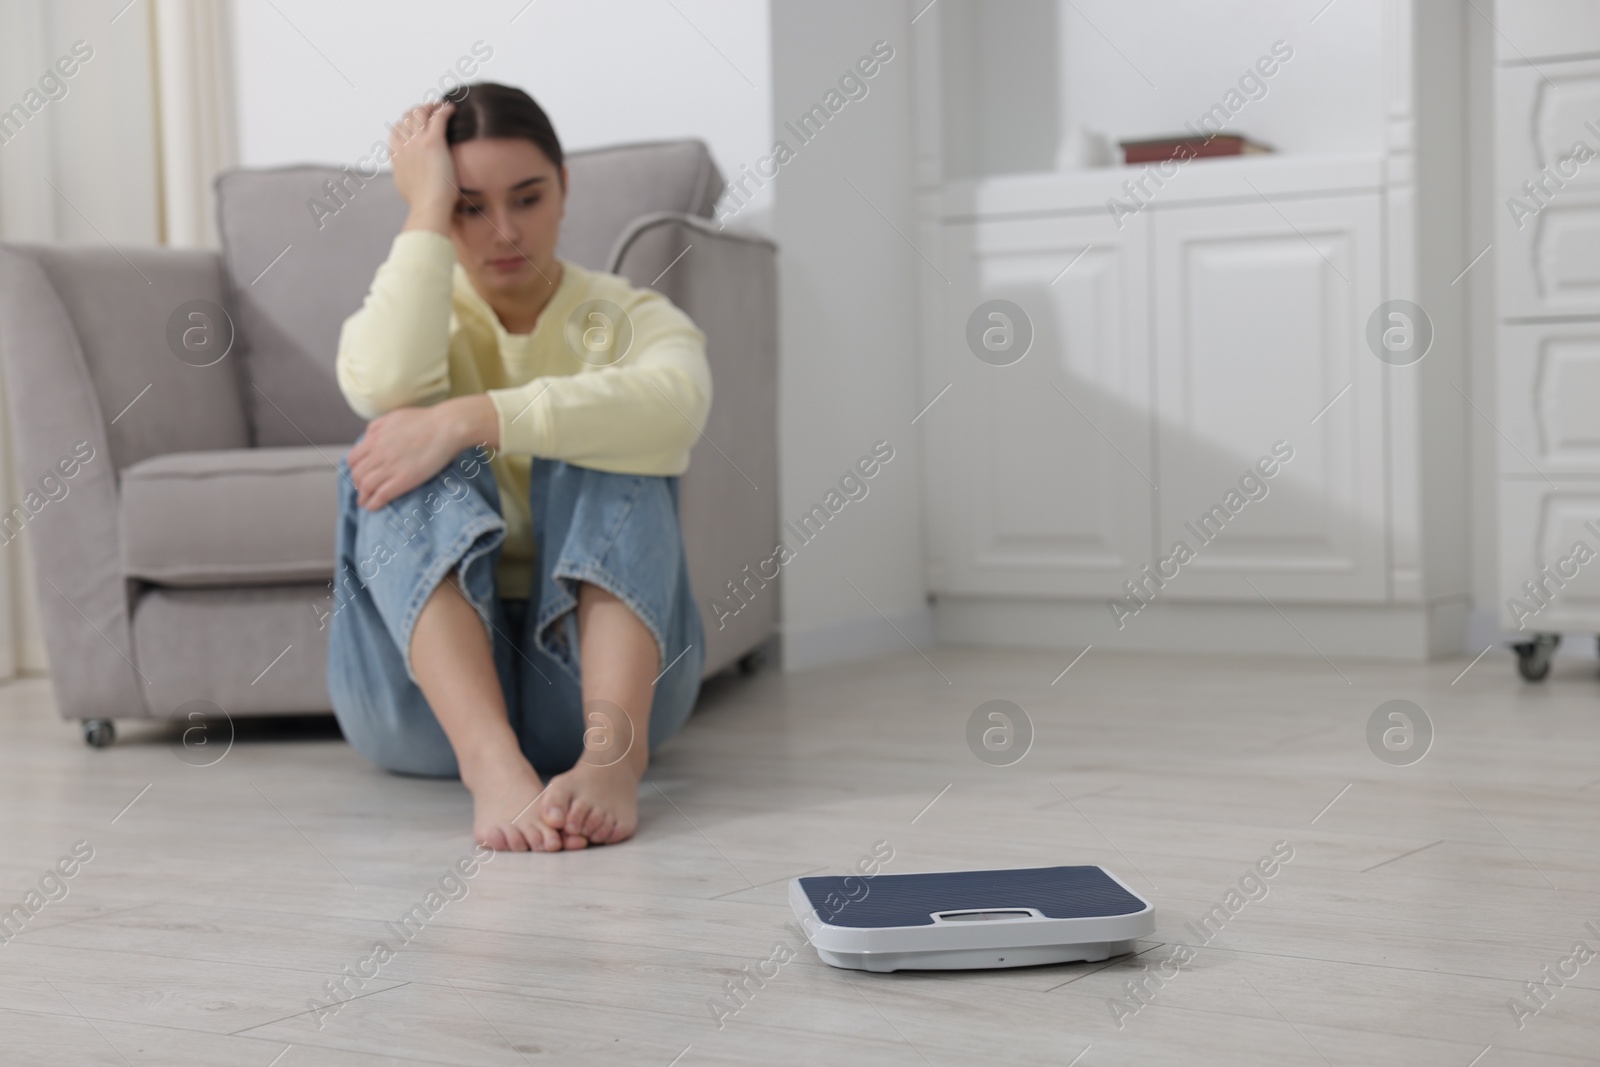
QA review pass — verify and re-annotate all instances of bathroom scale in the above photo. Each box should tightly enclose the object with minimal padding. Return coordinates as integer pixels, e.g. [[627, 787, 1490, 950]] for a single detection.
[[788, 864, 1154, 972]]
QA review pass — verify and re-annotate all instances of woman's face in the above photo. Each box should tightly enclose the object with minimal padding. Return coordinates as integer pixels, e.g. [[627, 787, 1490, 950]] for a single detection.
[[447, 137, 567, 297]]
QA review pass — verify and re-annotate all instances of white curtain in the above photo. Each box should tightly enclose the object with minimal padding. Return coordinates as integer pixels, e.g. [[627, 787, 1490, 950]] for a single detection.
[[153, 0, 238, 249], [0, 0, 235, 682], [0, 352, 46, 675]]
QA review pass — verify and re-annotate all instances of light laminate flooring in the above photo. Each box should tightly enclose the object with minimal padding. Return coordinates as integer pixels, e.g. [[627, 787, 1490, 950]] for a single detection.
[[1, 644, 1598, 1065]]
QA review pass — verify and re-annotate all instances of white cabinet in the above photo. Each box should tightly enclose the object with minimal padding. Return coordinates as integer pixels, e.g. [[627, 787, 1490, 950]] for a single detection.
[[1496, 6, 1600, 636], [922, 175, 1394, 619], [911, 0, 1469, 658]]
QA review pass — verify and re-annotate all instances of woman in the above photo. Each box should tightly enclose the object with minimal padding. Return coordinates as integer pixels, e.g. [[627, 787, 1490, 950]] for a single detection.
[[328, 82, 709, 853]]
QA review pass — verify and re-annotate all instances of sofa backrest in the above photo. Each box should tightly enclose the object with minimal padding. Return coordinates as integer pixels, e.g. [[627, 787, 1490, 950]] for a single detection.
[[214, 139, 725, 447]]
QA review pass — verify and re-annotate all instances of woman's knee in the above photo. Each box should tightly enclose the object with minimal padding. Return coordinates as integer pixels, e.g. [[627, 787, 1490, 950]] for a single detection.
[[339, 447, 503, 586], [380, 448, 500, 535], [341, 440, 496, 506]]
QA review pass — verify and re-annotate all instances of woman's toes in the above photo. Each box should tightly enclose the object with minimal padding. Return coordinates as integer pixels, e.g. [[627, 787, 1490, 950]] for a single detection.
[[565, 798, 592, 835], [538, 780, 572, 830], [528, 820, 559, 851], [595, 814, 616, 844], [578, 806, 606, 839], [511, 816, 546, 852], [561, 832, 589, 849]]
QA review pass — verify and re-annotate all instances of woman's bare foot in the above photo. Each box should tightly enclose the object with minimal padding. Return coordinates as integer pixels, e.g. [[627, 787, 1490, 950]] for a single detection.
[[462, 751, 586, 851], [538, 758, 643, 847]]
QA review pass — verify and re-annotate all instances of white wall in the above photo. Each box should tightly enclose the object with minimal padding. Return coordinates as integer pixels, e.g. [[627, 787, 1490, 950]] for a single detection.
[[228, 0, 773, 232], [1465, 4, 1503, 649], [1056, 0, 1385, 155], [768, 0, 930, 669], [942, 0, 1388, 179]]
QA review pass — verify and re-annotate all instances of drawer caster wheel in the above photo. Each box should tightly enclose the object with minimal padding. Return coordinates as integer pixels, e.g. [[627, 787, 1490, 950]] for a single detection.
[[1513, 634, 1559, 682], [81, 719, 116, 748]]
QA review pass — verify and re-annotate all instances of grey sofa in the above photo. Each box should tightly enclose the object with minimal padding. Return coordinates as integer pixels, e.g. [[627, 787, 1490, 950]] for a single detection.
[[0, 138, 777, 747]]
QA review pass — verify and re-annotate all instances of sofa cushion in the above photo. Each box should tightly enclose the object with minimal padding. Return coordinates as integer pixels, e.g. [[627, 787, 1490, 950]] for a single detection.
[[121, 446, 343, 587]]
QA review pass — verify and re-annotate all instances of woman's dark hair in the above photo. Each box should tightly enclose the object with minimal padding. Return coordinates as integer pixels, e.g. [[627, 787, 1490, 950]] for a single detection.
[[443, 82, 565, 188]]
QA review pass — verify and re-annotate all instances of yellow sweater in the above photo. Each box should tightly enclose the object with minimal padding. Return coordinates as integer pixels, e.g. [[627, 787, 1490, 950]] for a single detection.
[[335, 230, 712, 599]]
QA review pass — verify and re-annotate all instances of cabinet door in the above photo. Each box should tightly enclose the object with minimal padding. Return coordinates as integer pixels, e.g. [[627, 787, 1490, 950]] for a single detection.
[[922, 213, 1152, 597], [1151, 195, 1386, 601]]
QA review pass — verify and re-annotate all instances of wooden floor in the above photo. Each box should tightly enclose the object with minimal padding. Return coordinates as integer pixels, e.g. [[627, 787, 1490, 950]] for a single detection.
[[1, 643, 1598, 1065]]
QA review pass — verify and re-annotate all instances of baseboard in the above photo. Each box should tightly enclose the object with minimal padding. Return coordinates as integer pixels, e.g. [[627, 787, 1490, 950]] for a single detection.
[[933, 596, 1468, 662], [780, 603, 935, 673]]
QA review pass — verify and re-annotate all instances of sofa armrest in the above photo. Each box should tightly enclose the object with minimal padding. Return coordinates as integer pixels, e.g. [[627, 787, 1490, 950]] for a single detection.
[[608, 215, 779, 676], [0, 243, 247, 721]]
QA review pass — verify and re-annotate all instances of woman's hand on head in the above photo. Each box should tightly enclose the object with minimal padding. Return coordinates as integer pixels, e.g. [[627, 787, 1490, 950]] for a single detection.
[[390, 100, 459, 225], [347, 396, 500, 511]]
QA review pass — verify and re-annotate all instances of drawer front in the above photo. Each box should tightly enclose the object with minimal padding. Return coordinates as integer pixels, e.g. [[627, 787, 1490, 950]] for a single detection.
[[1497, 60, 1600, 201], [1494, 0, 1600, 65], [1497, 61, 1600, 318], [1498, 480, 1600, 632], [1497, 190, 1600, 319], [1499, 321, 1600, 474]]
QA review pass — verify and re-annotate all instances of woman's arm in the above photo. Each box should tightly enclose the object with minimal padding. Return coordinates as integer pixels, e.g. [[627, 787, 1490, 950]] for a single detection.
[[335, 232, 456, 417], [346, 294, 710, 510], [485, 294, 712, 474], [335, 101, 460, 418], [345, 393, 497, 510], [344, 100, 502, 510]]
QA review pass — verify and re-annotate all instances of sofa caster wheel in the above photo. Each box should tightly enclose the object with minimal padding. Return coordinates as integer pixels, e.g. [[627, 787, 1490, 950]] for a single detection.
[[1513, 633, 1559, 682], [82, 719, 116, 748], [1515, 648, 1550, 682], [737, 647, 767, 676]]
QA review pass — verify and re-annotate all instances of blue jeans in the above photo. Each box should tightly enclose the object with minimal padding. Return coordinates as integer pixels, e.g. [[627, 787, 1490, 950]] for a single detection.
[[326, 444, 704, 780]]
